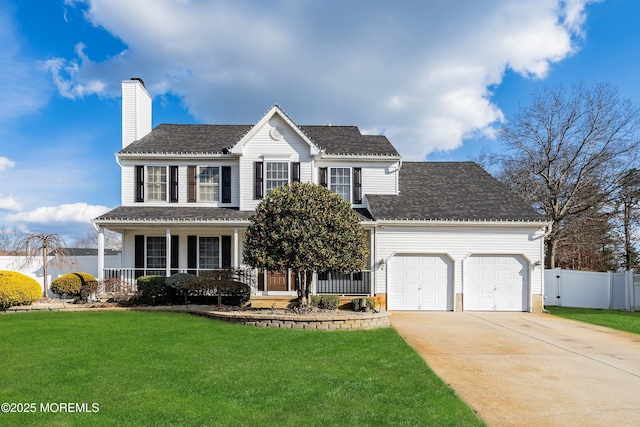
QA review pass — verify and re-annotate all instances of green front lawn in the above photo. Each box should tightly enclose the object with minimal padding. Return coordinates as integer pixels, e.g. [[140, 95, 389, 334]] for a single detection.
[[546, 306, 640, 335], [0, 311, 483, 426]]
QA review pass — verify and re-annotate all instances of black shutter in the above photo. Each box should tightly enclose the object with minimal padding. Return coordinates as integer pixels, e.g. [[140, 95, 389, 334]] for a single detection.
[[319, 167, 328, 187], [292, 162, 300, 183], [187, 166, 197, 203], [171, 235, 179, 272], [135, 166, 144, 202], [254, 162, 263, 199], [187, 236, 197, 274], [353, 167, 362, 204], [134, 235, 144, 278], [170, 166, 179, 203], [221, 236, 232, 268], [222, 166, 232, 203]]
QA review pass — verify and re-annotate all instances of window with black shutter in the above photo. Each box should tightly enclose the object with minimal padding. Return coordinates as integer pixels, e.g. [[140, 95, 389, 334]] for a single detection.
[[135, 166, 144, 202], [170, 166, 179, 203], [171, 235, 179, 272], [222, 166, 232, 203], [319, 167, 328, 187], [134, 235, 144, 277], [221, 236, 232, 267], [292, 162, 300, 183], [254, 162, 264, 199], [187, 236, 197, 274], [353, 167, 362, 204]]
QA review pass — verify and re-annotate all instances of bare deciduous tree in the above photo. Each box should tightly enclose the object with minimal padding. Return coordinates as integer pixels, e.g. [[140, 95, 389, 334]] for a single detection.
[[14, 233, 79, 299], [490, 83, 640, 268], [72, 228, 122, 250], [0, 225, 27, 255]]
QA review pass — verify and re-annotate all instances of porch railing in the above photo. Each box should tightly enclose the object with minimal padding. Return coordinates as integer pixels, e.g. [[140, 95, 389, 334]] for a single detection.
[[102, 268, 257, 293], [316, 271, 371, 295]]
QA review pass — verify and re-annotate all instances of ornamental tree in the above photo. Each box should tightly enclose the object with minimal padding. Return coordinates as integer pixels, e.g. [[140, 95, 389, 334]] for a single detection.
[[243, 182, 369, 306]]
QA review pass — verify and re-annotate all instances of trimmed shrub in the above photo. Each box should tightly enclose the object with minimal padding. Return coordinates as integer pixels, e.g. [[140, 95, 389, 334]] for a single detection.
[[310, 295, 322, 308], [135, 275, 169, 305], [182, 268, 250, 306], [50, 272, 97, 297], [351, 297, 376, 312], [309, 294, 340, 310], [0, 270, 42, 308]]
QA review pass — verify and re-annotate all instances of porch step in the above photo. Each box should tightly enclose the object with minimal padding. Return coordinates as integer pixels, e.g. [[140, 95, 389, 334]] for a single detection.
[[249, 296, 299, 309]]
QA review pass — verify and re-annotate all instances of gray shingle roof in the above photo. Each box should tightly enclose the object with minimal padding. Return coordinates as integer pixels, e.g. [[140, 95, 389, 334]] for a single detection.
[[95, 206, 374, 223], [95, 206, 254, 222], [366, 162, 546, 222], [119, 124, 399, 157]]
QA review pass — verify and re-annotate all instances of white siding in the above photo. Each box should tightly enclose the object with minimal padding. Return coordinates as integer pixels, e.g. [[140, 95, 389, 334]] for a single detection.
[[375, 226, 545, 305], [239, 116, 314, 211], [120, 160, 239, 207]]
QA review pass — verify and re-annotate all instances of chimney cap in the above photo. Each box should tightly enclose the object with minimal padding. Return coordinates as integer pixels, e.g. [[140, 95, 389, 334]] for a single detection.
[[130, 77, 145, 87]]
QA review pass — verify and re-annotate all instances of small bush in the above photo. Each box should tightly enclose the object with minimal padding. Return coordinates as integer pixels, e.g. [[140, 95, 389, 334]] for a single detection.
[[309, 294, 341, 310], [0, 270, 42, 308], [351, 297, 376, 311], [183, 268, 250, 306], [135, 275, 169, 305], [310, 295, 322, 308], [50, 272, 97, 297]]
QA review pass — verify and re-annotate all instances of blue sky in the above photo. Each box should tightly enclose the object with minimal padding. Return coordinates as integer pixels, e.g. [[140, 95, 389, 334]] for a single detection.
[[1, 0, 639, 243]]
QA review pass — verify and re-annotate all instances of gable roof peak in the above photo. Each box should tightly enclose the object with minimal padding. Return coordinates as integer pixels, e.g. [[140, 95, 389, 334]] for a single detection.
[[230, 104, 322, 155]]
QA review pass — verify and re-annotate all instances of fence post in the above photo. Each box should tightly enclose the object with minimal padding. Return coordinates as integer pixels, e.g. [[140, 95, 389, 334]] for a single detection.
[[555, 267, 562, 307], [631, 269, 636, 312], [608, 271, 613, 309]]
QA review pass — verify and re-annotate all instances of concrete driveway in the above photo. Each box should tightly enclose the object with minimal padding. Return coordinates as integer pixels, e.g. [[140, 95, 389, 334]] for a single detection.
[[391, 312, 640, 427]]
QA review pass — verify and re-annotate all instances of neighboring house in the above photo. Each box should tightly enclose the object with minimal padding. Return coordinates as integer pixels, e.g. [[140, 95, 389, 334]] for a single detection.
[[93, 78, 549, 312]]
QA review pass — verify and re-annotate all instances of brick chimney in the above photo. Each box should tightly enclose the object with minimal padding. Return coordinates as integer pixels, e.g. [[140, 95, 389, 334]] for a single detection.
[[121, 77, 152, 149]]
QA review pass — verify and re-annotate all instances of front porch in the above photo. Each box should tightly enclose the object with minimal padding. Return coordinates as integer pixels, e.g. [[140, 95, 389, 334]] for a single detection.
[[101, 267, 373, 299]]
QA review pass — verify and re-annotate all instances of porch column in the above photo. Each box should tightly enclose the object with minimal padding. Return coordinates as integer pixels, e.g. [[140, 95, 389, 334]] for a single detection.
[[233, 228, 239, 268], [166, 228, 171, 277], [97, 225, 104, 281], [370, 228, 375, 296]]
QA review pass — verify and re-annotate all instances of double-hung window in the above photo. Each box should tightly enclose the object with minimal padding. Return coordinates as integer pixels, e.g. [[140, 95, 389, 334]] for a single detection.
[[147, 166, 167, 201], [199, 167, 219, 202], [330, 167, 351, 202], [146, 236, 166, 273], [265, 162, 289, 194], [198, 237, 220, 269]]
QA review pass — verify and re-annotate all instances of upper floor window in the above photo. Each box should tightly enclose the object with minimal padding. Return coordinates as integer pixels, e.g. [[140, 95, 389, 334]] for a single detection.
[[147, 166, 167, 201], [319, 167, 362, 204], [266, 162, 289, 194], [330, 168, 351, 202], [199, 167, 219, 202], [254, 161, 300, 199]]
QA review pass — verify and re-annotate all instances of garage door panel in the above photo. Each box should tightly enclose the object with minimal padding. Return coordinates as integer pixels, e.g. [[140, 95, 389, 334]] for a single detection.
[[389, 255, 453, 311], [465, 255, 527, 312]]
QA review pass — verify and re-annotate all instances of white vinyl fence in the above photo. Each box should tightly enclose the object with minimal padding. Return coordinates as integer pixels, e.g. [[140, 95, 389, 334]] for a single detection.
[[544, 268, 640, 310]]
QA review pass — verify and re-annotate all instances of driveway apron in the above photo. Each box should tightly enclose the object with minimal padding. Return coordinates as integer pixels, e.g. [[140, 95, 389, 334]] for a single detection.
[[391, 312, 640, 427]]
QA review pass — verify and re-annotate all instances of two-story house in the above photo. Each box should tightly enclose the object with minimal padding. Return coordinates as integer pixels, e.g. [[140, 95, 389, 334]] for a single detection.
[[93, 78, 549, 312]]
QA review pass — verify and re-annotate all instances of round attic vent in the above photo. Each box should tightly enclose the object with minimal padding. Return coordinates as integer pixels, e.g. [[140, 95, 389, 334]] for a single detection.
[[269, 126, 284, 140]]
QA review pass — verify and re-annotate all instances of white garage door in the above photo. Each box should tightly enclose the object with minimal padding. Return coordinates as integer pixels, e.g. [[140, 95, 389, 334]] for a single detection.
[[388, 255, 453, 311], [464, 255, 528, 311]]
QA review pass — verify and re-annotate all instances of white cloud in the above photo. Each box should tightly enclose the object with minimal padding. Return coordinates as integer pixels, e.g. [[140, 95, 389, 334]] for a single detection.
[[47, 0, 594, 159], [0, 157, 15, 174], [6, 203, 110, 224], [0, 194, 22, 211]]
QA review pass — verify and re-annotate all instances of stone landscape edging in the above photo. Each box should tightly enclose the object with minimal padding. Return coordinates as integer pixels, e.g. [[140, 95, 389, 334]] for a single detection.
[[1, 304, 391, 330]]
